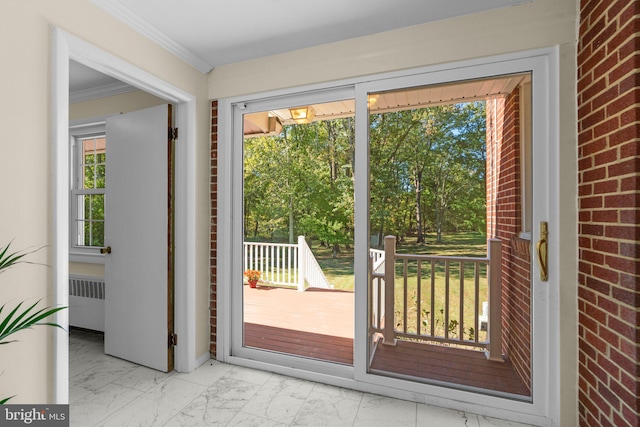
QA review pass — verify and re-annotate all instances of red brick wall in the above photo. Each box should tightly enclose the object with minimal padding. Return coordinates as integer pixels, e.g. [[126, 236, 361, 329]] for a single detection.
[[210, 100, 218, 357], [486, 90, 532, 395], [578, 1, 639, 426]]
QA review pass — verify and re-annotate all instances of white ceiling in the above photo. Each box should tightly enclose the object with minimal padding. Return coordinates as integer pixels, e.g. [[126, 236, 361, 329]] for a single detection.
[[92, 0, 529, 72], [72, 0, 529, 100]]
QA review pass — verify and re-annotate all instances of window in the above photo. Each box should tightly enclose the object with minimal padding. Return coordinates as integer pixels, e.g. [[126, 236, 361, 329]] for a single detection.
[[70, 123, 106, 260]]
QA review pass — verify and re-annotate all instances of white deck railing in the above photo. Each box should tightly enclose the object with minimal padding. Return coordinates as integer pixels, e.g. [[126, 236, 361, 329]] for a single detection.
[[370, 236, 503, 362], [244, 236, 333, 291]]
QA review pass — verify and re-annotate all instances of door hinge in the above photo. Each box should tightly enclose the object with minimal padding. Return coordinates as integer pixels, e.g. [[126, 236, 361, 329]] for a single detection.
[[168, 331, 178, 347], [169, 127, 178, 140]]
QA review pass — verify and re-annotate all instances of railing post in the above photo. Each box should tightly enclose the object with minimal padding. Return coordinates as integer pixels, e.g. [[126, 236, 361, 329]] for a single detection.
[[486, 238, 504, 362], [383, 236, 397, 346], [297, 235, 306, 292]]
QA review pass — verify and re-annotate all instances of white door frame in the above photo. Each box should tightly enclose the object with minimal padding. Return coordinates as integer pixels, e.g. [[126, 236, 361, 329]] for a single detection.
[[52, 28, 198, 403], [218, 47, 560, 426]]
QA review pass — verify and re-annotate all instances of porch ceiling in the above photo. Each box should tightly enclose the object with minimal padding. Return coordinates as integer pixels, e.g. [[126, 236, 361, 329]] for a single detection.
[[244, 74, 526, 136]]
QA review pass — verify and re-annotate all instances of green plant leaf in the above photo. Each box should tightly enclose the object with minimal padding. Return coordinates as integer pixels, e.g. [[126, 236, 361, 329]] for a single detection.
[[0, 241, 46, 274], [0, 241, 28, 272], [0, 301, 66, 345], [0, 396, 15, 404]]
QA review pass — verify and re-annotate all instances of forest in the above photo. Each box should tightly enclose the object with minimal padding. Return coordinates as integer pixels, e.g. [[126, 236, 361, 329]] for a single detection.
[[243, 101, 487, 253]]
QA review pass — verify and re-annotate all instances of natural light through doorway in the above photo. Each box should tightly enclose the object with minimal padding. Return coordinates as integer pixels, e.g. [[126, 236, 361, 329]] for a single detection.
[[242, 100, 356, 365]]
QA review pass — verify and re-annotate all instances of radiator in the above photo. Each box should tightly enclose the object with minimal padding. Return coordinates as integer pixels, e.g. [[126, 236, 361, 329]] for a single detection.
[[69, 275, 105, 332]]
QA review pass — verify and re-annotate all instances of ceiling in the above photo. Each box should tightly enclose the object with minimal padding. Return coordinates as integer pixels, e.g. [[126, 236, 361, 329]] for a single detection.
[[72, 0, 529, 100]]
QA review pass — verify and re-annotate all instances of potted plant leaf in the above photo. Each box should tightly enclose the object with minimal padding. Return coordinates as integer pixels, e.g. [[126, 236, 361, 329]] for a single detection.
[[0, 241, 66, 404]]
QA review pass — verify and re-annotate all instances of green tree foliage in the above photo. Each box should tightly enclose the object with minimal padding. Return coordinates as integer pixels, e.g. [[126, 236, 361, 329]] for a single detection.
[[82, 151, 105, 247], [370, 102, 486, 244], [243, 101, 486, 249], [244, 118, 355, 252]]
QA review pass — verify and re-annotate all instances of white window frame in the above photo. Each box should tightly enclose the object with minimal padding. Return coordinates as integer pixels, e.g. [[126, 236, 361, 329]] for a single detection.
[[69, 121, 107, 264]]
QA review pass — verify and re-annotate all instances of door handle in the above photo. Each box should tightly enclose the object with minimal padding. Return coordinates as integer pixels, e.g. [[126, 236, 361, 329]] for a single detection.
[[100, 246, 112, 254], [536, 222, 548, 281]]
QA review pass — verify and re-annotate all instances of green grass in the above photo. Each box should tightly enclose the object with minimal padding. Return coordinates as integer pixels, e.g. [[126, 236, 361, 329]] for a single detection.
[[312, 231, 489, 342], [312, 231, 487, 290]]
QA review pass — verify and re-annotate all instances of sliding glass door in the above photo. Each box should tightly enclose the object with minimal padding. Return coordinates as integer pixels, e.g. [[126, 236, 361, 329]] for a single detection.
[[225, 51, 556, 422]]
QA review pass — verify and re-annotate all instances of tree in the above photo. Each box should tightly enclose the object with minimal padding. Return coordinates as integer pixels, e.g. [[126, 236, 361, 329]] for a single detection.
[[243, 100, 486, 247], [243, 117, 355, 253], [369, 102, 486, 244], [422, 102, 486, 242]]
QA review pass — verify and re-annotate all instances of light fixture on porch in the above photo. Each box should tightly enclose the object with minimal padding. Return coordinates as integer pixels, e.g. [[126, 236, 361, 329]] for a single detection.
[[289, 106, 315, 124]]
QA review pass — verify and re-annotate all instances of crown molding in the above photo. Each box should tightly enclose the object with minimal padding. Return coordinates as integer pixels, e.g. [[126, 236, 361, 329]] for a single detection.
[[91, 0, 214, 74], [70, 81, 138, 103]]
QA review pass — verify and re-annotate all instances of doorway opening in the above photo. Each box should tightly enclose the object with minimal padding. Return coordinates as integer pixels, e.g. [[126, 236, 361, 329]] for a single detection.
[[241, 100, 356, 365], [52, 28, 198, 402]]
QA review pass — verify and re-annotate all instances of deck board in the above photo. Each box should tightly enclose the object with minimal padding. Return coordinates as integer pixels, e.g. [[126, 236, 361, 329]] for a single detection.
[[370, 339, 529, 396], [243, 284, 530, 397], [244, 323, 353, 365]]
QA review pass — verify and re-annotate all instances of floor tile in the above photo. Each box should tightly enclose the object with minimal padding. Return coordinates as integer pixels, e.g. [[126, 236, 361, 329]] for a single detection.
[[292, 390, 360, 426], [223, 365, 274, 386], [69, 330, 537, 427], [69, 383, 143, 426], [227, 411, 289, 427], [202, 376, 262, 410], [311, 382, 363, 402], [98, 377, 206, 427], [112, 365, 175, 392], [241, 391, 306, 424], [164, 395, 238, 426], [353, 394, 417, 427], [70, 356, 138, 392], [416, 403, 473, 426], [175, 359, 233, 387]]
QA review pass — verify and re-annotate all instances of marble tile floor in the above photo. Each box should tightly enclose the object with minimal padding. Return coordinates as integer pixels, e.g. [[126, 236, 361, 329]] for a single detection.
[[70, 329, 534, 427]]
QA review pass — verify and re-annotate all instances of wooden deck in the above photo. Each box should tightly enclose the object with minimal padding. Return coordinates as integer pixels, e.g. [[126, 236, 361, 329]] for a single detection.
[[243, 284, 354, 364], [369, 338, 530, 397], [243, 284, 529, 397]]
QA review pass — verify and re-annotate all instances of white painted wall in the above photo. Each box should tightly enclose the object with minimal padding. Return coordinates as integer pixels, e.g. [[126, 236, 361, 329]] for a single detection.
[[0, 0, 210, 403], [208, 0, 578, 425], [69, 90, 165, 121]]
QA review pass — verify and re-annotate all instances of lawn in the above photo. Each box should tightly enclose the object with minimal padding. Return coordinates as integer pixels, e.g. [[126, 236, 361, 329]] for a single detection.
[[313, 231, 490, 343], [313, 231, 488, 291]]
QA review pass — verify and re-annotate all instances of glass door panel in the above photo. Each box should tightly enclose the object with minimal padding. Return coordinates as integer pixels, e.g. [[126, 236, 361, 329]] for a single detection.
[[241, 99, 356, 365], [366, 74, 534, 400]]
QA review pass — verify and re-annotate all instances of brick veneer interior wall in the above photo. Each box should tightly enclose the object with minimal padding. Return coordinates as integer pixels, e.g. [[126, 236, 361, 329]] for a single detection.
[[486, 90, 532, 395], [577, 1, 639, 426]]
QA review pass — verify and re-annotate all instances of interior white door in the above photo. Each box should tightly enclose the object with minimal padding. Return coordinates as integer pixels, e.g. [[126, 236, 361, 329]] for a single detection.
[[104, 104, 172, 372]]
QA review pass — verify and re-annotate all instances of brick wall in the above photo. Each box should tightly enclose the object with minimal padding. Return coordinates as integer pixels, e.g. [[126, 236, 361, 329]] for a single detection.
[[486, 90, 532, 395], [578, 1, 639, 426], [210, 100, 218, 357]]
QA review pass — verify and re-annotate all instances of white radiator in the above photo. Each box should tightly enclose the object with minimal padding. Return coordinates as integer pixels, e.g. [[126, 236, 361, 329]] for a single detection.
[[69, 275, 105, 332]]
